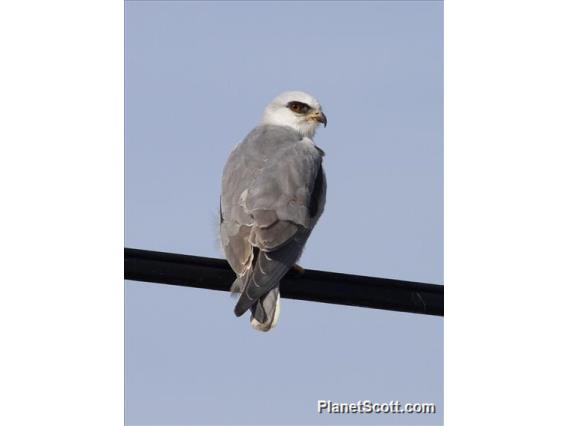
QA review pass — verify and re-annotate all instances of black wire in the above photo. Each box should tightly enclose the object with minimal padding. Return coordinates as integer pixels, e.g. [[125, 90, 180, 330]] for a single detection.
[[125, 248, 444, 316]]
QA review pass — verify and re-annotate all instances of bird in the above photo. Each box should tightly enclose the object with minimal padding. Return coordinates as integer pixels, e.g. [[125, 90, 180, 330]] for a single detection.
[[219, 91, 327, 331]]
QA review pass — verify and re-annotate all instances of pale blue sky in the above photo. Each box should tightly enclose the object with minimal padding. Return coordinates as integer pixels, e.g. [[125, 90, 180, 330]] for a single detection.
[[125, 1, 443, 425]]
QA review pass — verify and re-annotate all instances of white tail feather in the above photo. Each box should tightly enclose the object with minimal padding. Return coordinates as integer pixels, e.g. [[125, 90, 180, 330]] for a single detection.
[[251, 292, 280, 332]]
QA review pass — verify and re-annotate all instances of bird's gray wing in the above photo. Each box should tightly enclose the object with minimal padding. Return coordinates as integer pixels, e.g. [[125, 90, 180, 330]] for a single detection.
[[235, 230, 310, 321], [220, 125, 325, 321], [220, 125, 300, 278]]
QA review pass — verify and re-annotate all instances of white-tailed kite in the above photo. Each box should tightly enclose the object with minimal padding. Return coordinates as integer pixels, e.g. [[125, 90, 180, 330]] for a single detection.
[[220, 91, 327, 331]]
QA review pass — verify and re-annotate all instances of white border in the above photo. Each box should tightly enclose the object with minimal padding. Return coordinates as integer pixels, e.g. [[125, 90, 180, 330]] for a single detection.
[[0, 1, 123, 425], [446, 0, 568, 424]]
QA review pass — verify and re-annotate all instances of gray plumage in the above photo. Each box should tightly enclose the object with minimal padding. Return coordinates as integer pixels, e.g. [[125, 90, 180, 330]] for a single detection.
[[220, 114, 327, 331]]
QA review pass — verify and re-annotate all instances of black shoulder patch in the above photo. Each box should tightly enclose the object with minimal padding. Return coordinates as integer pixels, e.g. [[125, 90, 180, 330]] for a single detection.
[[309, 165, 324, 218]]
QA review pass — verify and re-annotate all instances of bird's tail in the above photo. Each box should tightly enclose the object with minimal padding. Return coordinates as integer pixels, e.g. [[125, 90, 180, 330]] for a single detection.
[[230, 272, 281, 331], [232, 231, 310, 331], [250, 287, 281, 332]]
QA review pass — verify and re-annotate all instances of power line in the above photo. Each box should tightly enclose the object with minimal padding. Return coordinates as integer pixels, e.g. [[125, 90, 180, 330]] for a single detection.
[[124, 248, 443, 316]]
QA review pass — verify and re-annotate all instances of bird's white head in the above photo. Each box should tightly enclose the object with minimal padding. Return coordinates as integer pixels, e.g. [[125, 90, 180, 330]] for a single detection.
[[261, 91, 327, 139]]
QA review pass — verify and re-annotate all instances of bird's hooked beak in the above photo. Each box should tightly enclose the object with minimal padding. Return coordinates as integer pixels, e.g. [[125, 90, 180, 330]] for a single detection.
[[310, 110, 327, 127]]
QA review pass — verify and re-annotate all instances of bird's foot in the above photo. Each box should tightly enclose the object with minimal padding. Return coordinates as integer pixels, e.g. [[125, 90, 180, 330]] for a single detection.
[[291, 264, 305, 274]]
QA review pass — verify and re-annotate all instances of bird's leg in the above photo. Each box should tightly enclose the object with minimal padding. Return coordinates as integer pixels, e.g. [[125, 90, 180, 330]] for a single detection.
[[291, 264, 305, 274]]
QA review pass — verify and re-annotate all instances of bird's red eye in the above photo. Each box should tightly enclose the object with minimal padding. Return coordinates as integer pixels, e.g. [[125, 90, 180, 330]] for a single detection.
[[288, 102, 309, 114]]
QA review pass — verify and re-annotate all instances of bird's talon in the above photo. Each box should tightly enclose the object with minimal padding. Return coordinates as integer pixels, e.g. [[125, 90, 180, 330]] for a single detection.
[[291, 264, 305, 274]]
